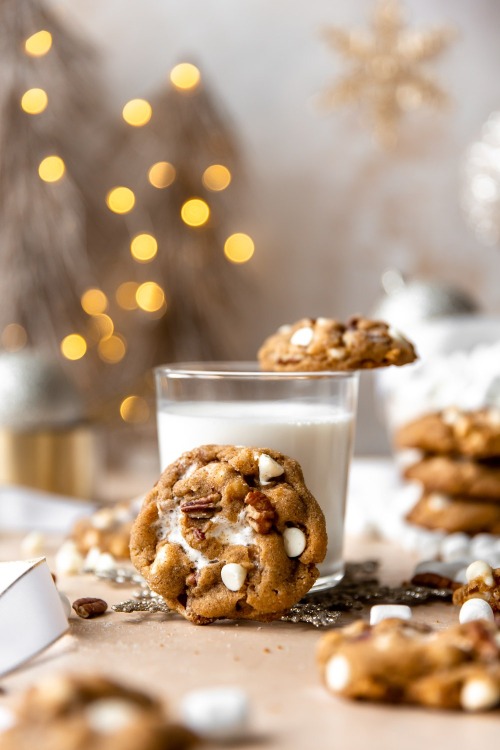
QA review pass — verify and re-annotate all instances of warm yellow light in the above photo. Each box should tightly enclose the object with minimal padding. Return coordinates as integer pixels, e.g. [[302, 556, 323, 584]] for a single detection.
[[116, 281, 139, 310], [130, 233, 158, 262], [25, 30, 52, 56], [122, 98, 152, 127], [1, 323, 27, 352], [81, 288, 108, 315], [181, 198, 210, 227], [170, 62, 201, 91], [202, 164, 231, 191], [106, 186, 135, 214], [136, 282, 165, 312], [224, 233, 255, 264], [21, 88, 48, 114], [98, 334, 126, 364], [38, 155, 65, 183], [120, 395, 150, 424], [148, 161, 176, 189], [93, 314, 114, 339], [61, 334, 87, 360]]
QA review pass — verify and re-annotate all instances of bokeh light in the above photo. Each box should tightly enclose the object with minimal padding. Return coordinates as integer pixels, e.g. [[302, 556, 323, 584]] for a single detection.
[[61, 334, 87, 360], [38, 156, 65, 183], [202, 164, 231, 191], [25, 30, 52, 56], [98, 334, 126, 364], [81, 288, 108, 315], [181, 198, 210, 227], [224, 233, 255, 264], [93, 314, 114, 339], [130, 233, 158, 263], [106, 187, 135, 214], [170, 63, 201, 91], [1, 323, 27, 352], [122, 98, 152, 127], [116, 281, 139, 310], [148, 161, 176, 189], [120, 395, 150, 423], [136, 282, 165, 312], [21, 88, 48, 114]]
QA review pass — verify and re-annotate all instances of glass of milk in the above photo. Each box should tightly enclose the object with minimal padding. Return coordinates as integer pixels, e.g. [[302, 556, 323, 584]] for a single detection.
[[155, 362, 359, 590]]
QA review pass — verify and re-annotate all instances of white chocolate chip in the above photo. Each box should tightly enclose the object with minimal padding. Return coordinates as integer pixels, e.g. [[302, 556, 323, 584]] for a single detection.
[[466, 560, 494, 587], [487, 408, 500, 426], [278, 324, 292, 334], [83, 546, 103, 572], [442, 407, 461, 425], [290, 327, 314, 347], [258, 453, 284, 484], [221, 563, 247, 591], [86, 699, 141, 734], [180, 687, 249, 741], [94, 552, 116, 574], [427, 493, 451, 512], [91, 508, 116, 531], [283, 527, 306, 557], [327, 347, 346, 360], [55, 541, 84, 576], [325, 654, 351, 692], [20, 530, 46, 557], [369, 604, 412, 625], [58, 591, 72, 619], [459, 598, 495, 624], [460, 677, 500, 711]]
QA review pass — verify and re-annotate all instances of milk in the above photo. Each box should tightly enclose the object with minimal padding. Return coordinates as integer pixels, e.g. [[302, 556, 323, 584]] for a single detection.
[[157, 400, 355, 584]]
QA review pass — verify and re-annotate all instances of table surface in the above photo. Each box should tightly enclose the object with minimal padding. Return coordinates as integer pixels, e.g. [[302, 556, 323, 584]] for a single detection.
[[1, 530, 499, 749]]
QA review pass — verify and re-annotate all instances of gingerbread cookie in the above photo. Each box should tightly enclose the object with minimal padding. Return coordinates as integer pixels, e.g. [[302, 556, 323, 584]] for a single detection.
[[71, 502, 137, 560], [453, 560, 500, 613], [406, 492, 500, 535], [257, 316, 416, 372], [130, 444, 327, 625], [404, 455, 500, 499], [317, 617, 500, 710], [2, 673, 197, 750], [396, 408, 500, 459]]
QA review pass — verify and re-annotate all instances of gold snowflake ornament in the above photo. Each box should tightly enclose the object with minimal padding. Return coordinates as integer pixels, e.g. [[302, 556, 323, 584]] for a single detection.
[[319, 0, 456, 147]]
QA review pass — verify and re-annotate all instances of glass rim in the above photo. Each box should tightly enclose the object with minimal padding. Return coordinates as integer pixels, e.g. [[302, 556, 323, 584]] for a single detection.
[[154, 361, 360, 381]]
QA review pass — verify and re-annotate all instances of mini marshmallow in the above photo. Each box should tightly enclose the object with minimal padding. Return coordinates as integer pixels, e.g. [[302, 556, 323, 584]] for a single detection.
[[369, 604, 412, 625], [221, 563, 247, 591], [20, 530, 45, 558], [466, 560, 494, 586], [459, 598, 495, 624], [290, 326, 314, 347], [58, 591, 72, 619], [258, 454, 284, 484], [427, 493, 451, 511], [413, 559, 464, 581], [180, 687, 249, 741], [460, 677, 500, 711], [91, 508, 116, 531], [283, 527, 306, 558], [55, 541, 84, 576], [439, 532, 471, 562], [86, 699, 140, 734], [325, 654, 351, 692], [94, 552, 117, 574], [470, 534, 497, 560], [83, 546, 103, 572]]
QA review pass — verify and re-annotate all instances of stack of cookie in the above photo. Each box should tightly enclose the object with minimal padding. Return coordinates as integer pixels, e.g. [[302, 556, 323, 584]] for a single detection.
[[396, 407, 500, 536]]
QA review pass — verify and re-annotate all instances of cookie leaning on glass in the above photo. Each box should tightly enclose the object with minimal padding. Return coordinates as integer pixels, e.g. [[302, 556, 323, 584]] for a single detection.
[[130, 444, 327, 625], [257, 315, 417, 372]]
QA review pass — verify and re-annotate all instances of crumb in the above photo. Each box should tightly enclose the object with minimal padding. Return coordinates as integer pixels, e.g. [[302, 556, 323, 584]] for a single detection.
[[263, 648, 271, 654]]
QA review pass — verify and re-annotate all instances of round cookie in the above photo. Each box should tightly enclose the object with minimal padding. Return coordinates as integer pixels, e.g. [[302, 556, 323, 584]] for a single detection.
[[396, 408, 500, 459], [404, 455, 500, 500], [257, 316, 416, 372], [130, 444, 327, 625], [71, 502, 137, 560], [2, 673, 197, 750], [406, 492, 500, 535]]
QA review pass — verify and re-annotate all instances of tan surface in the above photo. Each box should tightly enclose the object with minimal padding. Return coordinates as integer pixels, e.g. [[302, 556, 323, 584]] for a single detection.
[[1, 534, 499, 748]]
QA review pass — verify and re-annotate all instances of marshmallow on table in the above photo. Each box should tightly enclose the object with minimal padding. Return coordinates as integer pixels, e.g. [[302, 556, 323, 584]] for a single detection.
[[370, 604, 412, 625], [459, 598, 495, 624], [179, 687, 249, 741]]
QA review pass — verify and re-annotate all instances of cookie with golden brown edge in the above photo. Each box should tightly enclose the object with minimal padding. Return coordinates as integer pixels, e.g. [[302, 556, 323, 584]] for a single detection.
[[396, 407, 500, 459], [257, 315, 416, 372], [2, 673, 197, 750], [130, 444, 327, 625], [317, 617, 500, 710], [406, 492, 500, 535], [71, 502, 136, 560], [404, 455, 500, 499]]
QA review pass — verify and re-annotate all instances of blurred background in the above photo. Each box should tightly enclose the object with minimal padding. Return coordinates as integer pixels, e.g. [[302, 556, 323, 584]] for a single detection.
[[2, 0, 500, 499]]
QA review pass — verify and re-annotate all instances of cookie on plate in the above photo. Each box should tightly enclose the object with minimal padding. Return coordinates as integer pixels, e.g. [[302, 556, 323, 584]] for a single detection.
[[396, 408, 500, 459], [404, 455, 500, 500], [406, 492, 500, 535], [257, 316, 416, 372], [317, 617, 500, 710], [130, 444, 327, 625], [2, 673, 197, 750]]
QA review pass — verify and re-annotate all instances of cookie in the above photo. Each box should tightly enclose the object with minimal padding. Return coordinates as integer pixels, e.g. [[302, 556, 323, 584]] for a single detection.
[[71, 502, 137, 560], [406, 492, 500, 535], [257, 316, 416, 372], [404, 455, 500, 499], [2, 673, 197, 750], [130, 444, 327, 625], [317, 617, 500, 710], [396, 407, 500, 459], [453, 561, 500, 613]]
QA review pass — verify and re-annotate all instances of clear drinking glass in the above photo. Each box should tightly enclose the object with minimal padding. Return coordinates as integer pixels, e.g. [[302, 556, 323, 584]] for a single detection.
[[155, 362, 359, 590]]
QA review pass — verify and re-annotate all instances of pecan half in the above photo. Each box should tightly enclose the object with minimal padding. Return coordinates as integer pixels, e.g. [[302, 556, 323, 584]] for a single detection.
[[72, 597, 108, 619], [244, 490, 276, 534], [180, 493, 221, 518]]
